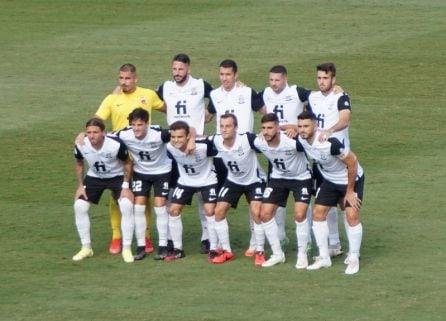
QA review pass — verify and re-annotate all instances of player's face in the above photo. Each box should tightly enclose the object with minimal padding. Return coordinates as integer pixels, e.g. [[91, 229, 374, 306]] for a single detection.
[[220, 117, 237, 140], [172, 61, 190, 85], [219, 67, 237, 91], [86, 125, 105, 147], [269, 72, 287, 93], [170, 129, 189, 150], [131, 119, 148, 139], [119, 71, 138, 93], [261, 121, 280, 143], [298, 119, 317, 140], [317, 71, 336, 94]]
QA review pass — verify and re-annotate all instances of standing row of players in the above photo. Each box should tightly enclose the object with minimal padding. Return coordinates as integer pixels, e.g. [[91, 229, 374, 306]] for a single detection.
[[72, 55, 364, 274]]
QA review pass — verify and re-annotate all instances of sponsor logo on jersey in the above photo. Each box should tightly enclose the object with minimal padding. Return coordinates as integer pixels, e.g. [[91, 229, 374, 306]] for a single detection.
[[140, 96, 147, 104], [238, 95, 245, 104]]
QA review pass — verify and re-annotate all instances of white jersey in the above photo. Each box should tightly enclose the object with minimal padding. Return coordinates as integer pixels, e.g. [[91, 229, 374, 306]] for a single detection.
[[74, 135, 128, 179], [254, 132, 311, 180], [298, 131, 363, 185], [209, 86, 263, 134], [166, 140, 217, 188], [260, 85, 311, 125], [157, 76, 212, 135], [308, 91, 351, 147], [116, 126, 172, 175], [210, 133, 266, 185]]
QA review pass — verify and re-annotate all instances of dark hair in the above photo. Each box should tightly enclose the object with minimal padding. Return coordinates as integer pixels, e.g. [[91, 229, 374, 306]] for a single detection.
[[219, 59, 237, 73], [297, 110, 317, 121], [85, 118, 105, 131], [269, 65, 287, 75], [261, 113, 279, 124], [220, 113, 238, 127], [128, 108, 150, 124], [169, 120, 190, 136], [173, 53, 190, 65], [120, 63, 137, 73], [316, 62, 336, 77]]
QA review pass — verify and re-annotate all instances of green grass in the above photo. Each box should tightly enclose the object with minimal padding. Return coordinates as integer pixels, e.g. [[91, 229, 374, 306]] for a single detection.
[[1, 0, 445, 320]]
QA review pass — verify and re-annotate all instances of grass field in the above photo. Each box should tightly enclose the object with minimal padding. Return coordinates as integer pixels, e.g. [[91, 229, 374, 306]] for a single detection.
[[1, 0, 445, 320]]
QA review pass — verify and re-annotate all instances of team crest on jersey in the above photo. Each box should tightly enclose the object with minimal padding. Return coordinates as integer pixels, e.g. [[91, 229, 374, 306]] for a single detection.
[[140, 96, 147, 104], [284, 149, 294, 156], [104, 152, 113, 159], [238, 95, 245, 104], [319, 152, 328, 160], [190, 87, 198, 95], [237, 146, 245, 156]]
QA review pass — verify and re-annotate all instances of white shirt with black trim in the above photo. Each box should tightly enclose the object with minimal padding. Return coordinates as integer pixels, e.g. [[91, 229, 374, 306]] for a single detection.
[[254, 132, 311, 180], [166, 140, 217, 188], [158, 76, 212, 135], [210, 133, 266, 185], [308, 91, 351, 147], [260, 85, 311, 125], [297, 131, 363, 185], [74, 135, 128, 179], [116, 126, 172, 175]]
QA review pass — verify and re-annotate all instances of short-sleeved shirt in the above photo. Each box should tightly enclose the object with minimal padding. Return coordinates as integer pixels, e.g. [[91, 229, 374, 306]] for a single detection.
[[96, 86, 164, 131]]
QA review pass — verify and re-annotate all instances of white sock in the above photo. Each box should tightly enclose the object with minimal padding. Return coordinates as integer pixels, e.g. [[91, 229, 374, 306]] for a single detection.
[[118, 198, 134, 248], [154, 206, 169, 247], [248, 209, 257, 249], [327, 207, 341, 248], [295, 218, 309, 256], [347, 223, 363, 259], [168, 215, 183, 250], [196, 193, 209, 241], [254, 223, 265, 252], [74, 199, 91, 247], [312, 220, 329, 259], [306, 204, 313, 246], [275, 206, 287, 241], [134, 204, 146, 247], [214, 218, 231, 252], [205, 215, 218, 251], [262, 218, 283, 256]]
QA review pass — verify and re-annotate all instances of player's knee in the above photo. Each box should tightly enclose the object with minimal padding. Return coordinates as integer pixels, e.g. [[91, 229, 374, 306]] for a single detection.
[[118, 198, 133, 216], [74, 199, 90, 214]]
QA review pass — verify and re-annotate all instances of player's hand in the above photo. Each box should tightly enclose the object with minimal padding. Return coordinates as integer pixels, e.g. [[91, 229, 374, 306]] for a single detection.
[[284, 128, 298, 138], [75, 132, 86, 145], [333, 85, 344, 94], [113, 85, 123, 95], [185, 139, 196, 155], [344, 191, 361, 210], [75, 185, 88, 200], [235, 80, 246, 88], [318, 130, 331, 143], [120, 188, 134, 203]]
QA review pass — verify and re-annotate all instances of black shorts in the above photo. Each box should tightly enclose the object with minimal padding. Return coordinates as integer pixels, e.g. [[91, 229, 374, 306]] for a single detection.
[[82, 175, 123, 204], [315, 175, 365, 208], [217, 180, 265, 209], [171, 183, 218, 205], [132, 171, 170, 198], [262, 178, 313, 207]]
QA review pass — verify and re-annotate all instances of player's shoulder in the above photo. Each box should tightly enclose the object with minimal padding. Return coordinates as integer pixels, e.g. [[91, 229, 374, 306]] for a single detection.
[[135, 86, 157, 96]]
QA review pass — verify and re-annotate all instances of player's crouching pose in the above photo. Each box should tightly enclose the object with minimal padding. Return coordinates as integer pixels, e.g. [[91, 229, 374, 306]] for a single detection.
[[297, 111, 364, 275], [254, 113, 313, 268], [166, 121, 219, 261], [73, 118, 134, 263]]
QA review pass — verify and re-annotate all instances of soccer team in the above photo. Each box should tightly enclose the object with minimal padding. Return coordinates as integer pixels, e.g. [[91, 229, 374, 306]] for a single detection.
[[72, 54, 365, 275]]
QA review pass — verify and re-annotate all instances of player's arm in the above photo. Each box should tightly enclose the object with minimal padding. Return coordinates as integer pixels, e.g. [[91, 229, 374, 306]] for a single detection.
[[206, 98, 216, 123], [280, 124, 298, 138], [185, 127, 197, 155], [120, 157, 134, 202], [251, 90, 266, 114], [340, 150, 361, 210]]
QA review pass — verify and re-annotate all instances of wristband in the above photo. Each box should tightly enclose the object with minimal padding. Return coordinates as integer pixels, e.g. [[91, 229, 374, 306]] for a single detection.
[[121, 182, 130, 189]]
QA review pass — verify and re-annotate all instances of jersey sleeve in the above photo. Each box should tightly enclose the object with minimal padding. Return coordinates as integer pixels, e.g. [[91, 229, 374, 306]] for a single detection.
[[95, 95, 113, 120], [250, 90, 264, 112], [74, 146, 84, 160], [161, 129, 171, 143], [150, 90, 165, 110], [296, 87, 312, 103], [117, 141, 129, 161], [207, 96, 216, 114], [257, 89, 266, 106], [203, 80, 213, 98], [337, 93, 351, 111], [156, 84, 164, 101], [246, 132, 261, 152], [328, 137, 345, 156]]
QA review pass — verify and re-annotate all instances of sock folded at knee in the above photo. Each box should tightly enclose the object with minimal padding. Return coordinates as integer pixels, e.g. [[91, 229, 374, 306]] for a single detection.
[[214, 218, 231, 252], [168, 215, 183, 250], [134, 204, 146, 247], [295, 218, 309, 255], [205, 215, 218, 251], [119, 198, 134, 247], [262, 218, 282, 256], [312, 220, 329, 259], [74, 199, 91, 247], [154, 206, 169, 247]]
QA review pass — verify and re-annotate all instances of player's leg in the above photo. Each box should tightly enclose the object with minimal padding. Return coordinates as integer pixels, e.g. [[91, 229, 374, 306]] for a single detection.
[[260, 202, 285, 267], [108, 199, 122, 254], [195, 193, 210, 254], [165, 202, 186, 261], [275, 206, 289, 249], [152, 174, 171, 260], [327, 207, 343, 256], [245, 211, 257, 257], [307, 204, 332, 270], [144, 199, 154, 253], [118, 196, 135, 263], [199, 186, 219, 262], [212, 201, 233, 263], [73, 199, 94, 261], [133, 196, 147, 260], [294, 202, 310, 269], [249, 200, 266, 266]]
